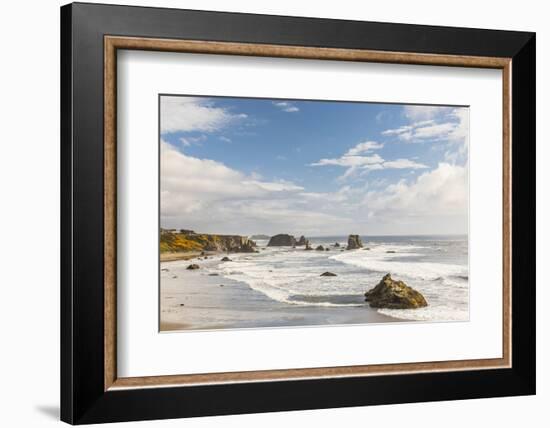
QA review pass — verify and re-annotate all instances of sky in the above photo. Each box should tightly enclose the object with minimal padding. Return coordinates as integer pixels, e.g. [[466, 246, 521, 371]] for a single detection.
[[160, 95, 469, 236]]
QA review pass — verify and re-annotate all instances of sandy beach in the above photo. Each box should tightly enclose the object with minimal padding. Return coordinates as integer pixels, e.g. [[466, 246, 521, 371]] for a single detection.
[[160, 253, 399, 331]]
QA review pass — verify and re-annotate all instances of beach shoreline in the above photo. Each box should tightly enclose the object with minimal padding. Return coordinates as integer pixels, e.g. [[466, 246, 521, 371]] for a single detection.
[[160, 251, 403, 332], [160, 250, 222, 262]]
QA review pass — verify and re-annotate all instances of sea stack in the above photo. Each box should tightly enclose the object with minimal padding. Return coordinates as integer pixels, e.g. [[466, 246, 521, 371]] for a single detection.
[[267, 234, 297, 246], [347, 234, 363, 250], [296, 235, 307, 246], [364, 274, 428, 309]]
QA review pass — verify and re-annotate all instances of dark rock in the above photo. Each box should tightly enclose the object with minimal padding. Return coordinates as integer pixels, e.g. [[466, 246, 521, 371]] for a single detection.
[[315, 245, 325, 251], [186, 264, 200, 270], [304, 240, 313, 250], [334, 242, 340, 247], [200, 251, 206, 256], [296, 235, 307, 246], [347, 234, 363, 250], [219, 284, 224, 287], [208, 273, 219, 276], [320, 272, 337, 277], [161, 268, 169, 272], [267, 234, 297, 246], [364, 274, 428, 309], [325, 248, 330, 251], [386, 250, 396, 253], [221, 256, 232, 262]]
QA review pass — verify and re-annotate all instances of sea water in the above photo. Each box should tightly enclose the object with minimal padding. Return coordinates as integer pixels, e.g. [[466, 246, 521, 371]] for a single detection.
[[213, 235, 469, 322]]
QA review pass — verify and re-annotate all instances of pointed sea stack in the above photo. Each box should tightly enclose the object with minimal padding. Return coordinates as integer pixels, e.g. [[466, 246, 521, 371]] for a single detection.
[[296, 235, 307, 246], [347, 234, 363, 250]]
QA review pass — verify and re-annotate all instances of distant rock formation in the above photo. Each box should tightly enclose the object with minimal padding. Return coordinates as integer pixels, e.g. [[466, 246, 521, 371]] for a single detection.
[[334, 242, 340, 247], [347, 234, 363, 250], [267, 234, 297, 247], [364, 274, 428, 309], [315, 245, 325, 251], [304, 240, 313, 250], [296, 235, 307, 246], [160, 229, 257, 254], [320, 272, 337, 277]]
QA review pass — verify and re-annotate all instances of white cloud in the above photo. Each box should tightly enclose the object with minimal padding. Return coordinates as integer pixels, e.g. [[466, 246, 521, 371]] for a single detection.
[[403, 105, 451, 121], [219, 136, 232, 143], [160, 96, 246, 134], [381, 106, 469, 165], [310, 140, 427, 180], [273, 101, 300, 113], [345, 141, 384, 156], [382, 158, 429, 169], [363, 163, 467, 219], [241, 180, 304, 192], [310, 154, 384, 167], [161, 141, 467, 236], [180, 135, 207, 147], [161, 141, 354, 235]]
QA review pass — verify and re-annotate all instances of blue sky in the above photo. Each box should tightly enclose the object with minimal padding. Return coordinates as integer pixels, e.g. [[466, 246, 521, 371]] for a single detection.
[[160, 95, 468, 236]]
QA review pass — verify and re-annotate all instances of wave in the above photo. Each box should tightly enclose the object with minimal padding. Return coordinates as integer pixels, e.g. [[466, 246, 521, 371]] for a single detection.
[[330, 246, 468, 281]]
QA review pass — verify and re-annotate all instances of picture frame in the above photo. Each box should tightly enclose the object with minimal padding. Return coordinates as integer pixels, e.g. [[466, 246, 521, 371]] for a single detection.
[[60, 2, 535, 424]]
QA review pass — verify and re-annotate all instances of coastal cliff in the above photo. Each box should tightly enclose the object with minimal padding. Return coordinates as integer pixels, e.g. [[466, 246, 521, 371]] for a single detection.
[[160, 229, 257, 254]]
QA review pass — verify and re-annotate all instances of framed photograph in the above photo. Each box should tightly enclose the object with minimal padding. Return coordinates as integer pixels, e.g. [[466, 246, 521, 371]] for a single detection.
[[60, 2, 535, 424]]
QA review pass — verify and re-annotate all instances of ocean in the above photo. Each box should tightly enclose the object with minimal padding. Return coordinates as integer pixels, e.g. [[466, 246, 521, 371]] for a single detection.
[[213, 235, 469, 322]]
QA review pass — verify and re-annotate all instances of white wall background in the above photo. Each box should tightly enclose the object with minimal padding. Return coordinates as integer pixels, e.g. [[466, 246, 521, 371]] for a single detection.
[[0, 0, 545, 427]]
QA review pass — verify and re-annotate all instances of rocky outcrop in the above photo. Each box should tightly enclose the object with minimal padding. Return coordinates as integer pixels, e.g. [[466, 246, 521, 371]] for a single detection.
[[320, 272, 337, 277], [160, 229, 257, 254], [347, 234, 363, 250], [296, 235, 307, 246], [221, 256, 232, 262], [334, 242, 340, 247], [186, 264, 200, 270], [315, 245, 325, 251], [203, 236, 257, 253], [267, 234, 297, 247], [305, 240, 313, 250], [364, 274, 428, 309]]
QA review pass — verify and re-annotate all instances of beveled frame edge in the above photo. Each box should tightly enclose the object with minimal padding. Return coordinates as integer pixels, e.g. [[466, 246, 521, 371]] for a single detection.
[[104, 35, 512, 392]]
